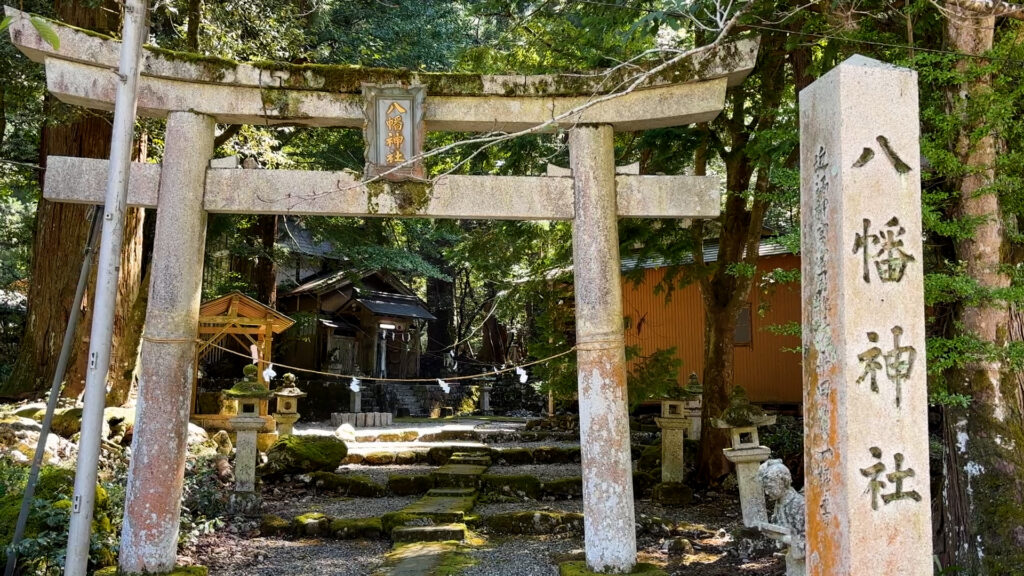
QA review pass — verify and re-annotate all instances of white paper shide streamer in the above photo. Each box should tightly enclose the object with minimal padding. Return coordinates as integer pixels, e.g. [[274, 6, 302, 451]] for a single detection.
[[262, 363, 277, 382], [515, 366, 528, 384], [437, 378, 450, 394], [350, 377, 361, 393]]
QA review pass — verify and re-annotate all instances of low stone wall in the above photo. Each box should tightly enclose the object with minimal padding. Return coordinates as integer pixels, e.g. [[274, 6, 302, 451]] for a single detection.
[[331, 412, 393, 427]]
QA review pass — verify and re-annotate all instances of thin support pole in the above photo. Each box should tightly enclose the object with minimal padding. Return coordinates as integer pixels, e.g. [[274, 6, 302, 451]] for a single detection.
[[4, 207, 102, 576], [64, 1, 149, 574]]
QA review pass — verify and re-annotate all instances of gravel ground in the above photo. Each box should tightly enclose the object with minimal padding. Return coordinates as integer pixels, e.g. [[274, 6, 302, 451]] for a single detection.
[[475, 500, 583, 516], [336, 463, 434, 486], [486, 463, 581, 480], [262, 494, 419, 519], [193, 532, 389, 576], [461, 535, 582, 576]]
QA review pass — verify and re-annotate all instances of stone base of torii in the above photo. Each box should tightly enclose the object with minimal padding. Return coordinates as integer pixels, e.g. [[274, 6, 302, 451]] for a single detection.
[[5, 8, 760, 574]]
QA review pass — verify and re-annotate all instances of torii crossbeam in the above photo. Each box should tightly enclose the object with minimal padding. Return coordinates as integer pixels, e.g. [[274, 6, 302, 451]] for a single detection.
[[6, 7, 757, 574]]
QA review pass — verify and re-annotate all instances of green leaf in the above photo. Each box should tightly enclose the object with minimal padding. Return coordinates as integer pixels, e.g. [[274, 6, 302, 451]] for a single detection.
[[0, 16, 12, 34], [30, 16, 59, 50]]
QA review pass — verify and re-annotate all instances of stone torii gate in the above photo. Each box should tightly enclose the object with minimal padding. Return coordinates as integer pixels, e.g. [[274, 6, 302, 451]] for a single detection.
[[6, 8, 757, 574]]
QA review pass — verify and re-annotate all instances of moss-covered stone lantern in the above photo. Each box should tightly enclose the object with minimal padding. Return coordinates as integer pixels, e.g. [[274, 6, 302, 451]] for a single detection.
[[272, 373, 306, 437], [225, 364, 269, 511]]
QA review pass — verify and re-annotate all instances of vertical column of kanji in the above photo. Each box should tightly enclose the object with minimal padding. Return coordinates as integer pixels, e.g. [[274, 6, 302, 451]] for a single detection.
[[569, 124, 637, 573], [120, 112, 215, 573], [800, 55, 932, 575]]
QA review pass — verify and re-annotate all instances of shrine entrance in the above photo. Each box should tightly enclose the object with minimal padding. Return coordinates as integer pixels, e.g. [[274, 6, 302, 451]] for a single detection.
[[7, 9, 758, 574]]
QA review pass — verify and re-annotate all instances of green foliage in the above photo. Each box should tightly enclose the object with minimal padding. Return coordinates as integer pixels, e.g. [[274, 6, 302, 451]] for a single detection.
[[28, 16, 59, 50], [180, 456, 228, 547], [0, 462, 121, 573]]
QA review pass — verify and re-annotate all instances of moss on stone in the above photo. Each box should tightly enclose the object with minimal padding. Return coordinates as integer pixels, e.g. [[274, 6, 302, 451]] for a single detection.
[[223, 380, 271, 399], [50, 407, 83, 438], [540, 477, 583, 500], [532, 446, 580, 464], [388, 474, 434, 496], [261, 434, 348, 476], [365, 180, 434, 216], [651, 482, 693, 507], [292, 512, 330, 536], [308, 471, 386, 497], [492, 448, 534, 465], [481, 474, 542, 499], [636, 443, 661, 474], [363, 451, 397, 465], [486, 510, 584, 535], [380, 511, 424, 534], [259, 514, 290, 536], [427, 446, 458, 466], [558, 561, 667, 576], [329, 517, 383, 539]]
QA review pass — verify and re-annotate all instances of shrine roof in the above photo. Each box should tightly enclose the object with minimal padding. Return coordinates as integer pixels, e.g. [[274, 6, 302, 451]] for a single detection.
[[199, 291, 295, 333], [5, 8, 757, 97]]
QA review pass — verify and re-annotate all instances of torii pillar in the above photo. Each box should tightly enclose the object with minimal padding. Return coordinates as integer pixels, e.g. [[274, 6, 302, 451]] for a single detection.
[[570, 125, 635, 571]]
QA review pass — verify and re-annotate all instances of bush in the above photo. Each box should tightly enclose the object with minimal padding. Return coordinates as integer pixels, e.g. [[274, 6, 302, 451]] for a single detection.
[[0, 459, 120, 574], [760, 415, 804, 488]]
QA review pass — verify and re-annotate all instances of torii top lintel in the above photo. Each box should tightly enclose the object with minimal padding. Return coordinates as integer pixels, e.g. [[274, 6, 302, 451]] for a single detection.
[[5, 7, 758, 132]]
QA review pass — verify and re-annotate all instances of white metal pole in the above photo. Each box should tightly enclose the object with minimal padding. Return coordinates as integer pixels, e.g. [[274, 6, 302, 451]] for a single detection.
[[64, 1, 149, 574]]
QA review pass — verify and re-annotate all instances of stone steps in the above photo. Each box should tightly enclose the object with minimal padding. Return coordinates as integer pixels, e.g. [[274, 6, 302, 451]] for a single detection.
[[432, 463, 488, 489], [391, 523, 467, 543]]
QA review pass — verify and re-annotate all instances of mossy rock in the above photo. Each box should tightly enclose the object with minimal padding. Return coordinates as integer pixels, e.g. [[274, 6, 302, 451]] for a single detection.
[[492, 448, 534, 465], [395, 451, 418, 465], [376, 432, 403, 442], [651, 482, 693, 507], [541, 477, 583, 500], [329, 517, 383, 539], [388, 474, 434, 496], [637, 444, 661, 474], [632, 471, 659, 496], [532, 446, 580, 464], [50, 407, 83, 438], [260, 514, 290, 536], [400, 430, 420, 442], [380, 511, 425, 534], [486, 510, 584, 535], [363, 451, 396, 465], [341, 453, 365, 465], [292, 512, 330, 536], [427, 445, 458, 465], [95, 567, 208, 576], [481, 474, 542, 499], [307, 471, 386, 497], [261, 434, 348, 476], [13, 404, 44, 420], [558, 561, 667, 576]]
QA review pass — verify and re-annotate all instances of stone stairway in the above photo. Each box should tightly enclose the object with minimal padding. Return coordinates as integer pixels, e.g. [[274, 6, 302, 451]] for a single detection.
[[389, 382, 425, 416], [384, 451, 490, 545]]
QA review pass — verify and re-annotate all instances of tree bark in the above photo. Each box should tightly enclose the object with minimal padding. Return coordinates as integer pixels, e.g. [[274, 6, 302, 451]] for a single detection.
[[0, 1, 145, 401], [940, 6, 1024, 573], [255, 214, 278, 307]]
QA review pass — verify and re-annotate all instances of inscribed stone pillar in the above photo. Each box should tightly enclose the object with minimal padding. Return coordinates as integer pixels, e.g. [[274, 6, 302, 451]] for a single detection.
[[231, 413, 264, 492], [120, 112, 214, 573], [350, 389, 362, 413], [569, 124, 636, 574], [800, 55, 932, 575], [655, 417, 687, 483]]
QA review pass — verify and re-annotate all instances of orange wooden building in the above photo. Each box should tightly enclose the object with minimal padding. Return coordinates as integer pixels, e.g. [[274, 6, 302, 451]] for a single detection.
[[621, 242, 802, 405]]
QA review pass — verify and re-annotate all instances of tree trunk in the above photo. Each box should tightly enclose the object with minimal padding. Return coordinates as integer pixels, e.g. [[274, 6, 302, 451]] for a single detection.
[[0, 1, 145, 401], [697, 299, 741, 481], [255, 214, 278, 308], [425, 274, 455, 376], [940, 6, 1024, 573]]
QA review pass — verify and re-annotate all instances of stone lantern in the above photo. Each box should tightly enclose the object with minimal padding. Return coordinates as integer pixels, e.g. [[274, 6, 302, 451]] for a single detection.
[[224, 364, 271, 512], [479, 376, 495, 415], [712, 387, 776, 527], [655, 399, 687, 483], [272, 373, 306, 437]]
